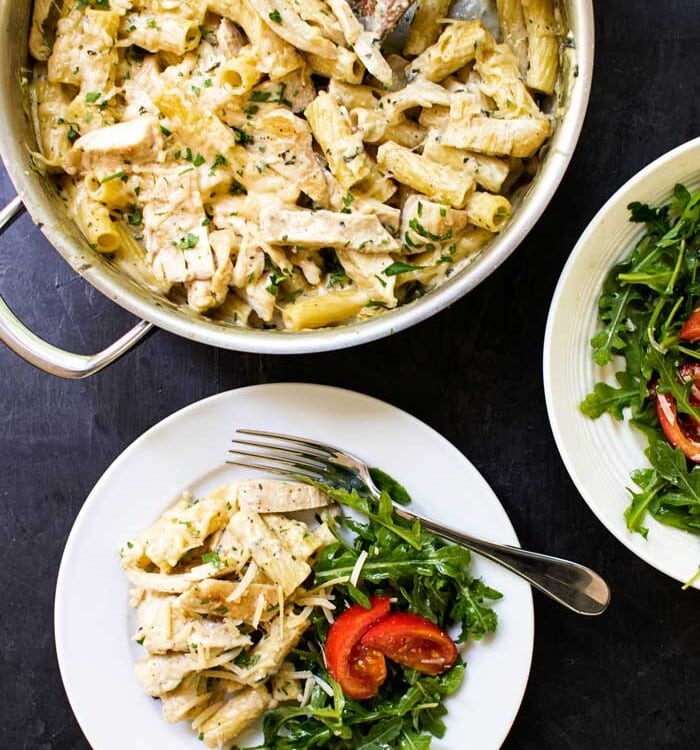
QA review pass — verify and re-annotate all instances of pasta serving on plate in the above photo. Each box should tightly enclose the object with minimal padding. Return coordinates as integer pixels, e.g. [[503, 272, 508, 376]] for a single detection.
[[121, 479, 338, 748], [28, 0, 560, 330]]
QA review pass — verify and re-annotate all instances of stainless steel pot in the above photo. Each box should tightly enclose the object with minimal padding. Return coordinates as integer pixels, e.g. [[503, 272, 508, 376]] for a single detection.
[[0, 1, 593, 378]]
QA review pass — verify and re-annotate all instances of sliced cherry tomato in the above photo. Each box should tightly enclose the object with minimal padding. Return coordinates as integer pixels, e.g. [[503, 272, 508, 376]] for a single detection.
[[678, 363, 700, 404], [654, 364, 700, 461], [680, 309, 700, 341], [325, 596, 391, 699], [656, 392, 700, 462], [360, 612, 458, 676]]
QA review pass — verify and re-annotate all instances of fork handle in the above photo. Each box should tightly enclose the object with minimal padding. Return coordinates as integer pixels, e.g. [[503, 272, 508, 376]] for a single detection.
[[393, 507, 610, 616]]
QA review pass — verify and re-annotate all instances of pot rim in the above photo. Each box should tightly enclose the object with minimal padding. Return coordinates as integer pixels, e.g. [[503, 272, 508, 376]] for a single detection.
[[0, 0, 594, 355]]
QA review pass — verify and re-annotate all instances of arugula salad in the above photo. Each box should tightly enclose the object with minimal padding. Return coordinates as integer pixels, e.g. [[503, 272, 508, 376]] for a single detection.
[[121, 469, 501, 749], [262, 475, 501, 750], [581, 184, 700, 538]]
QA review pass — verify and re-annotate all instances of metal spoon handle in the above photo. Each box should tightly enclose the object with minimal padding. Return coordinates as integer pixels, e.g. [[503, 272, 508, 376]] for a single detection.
[[394, 507, 610, 615]]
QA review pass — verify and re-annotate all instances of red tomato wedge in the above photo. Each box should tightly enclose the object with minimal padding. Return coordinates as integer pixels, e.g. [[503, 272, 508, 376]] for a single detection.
[[680, 309, 700, 341], [325, 597, 391, 699], [360, 612, 458, 676], [655, 392, 700, 461], [654, 364, 700, 462]]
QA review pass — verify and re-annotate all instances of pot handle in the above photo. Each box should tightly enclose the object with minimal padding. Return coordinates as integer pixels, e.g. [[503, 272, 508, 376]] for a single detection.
[[0, 195, 153, 378]]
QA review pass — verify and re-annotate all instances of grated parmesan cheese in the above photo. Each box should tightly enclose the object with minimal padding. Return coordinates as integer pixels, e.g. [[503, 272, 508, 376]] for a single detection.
[[225, 561, 259, 602], [300, 677, 314, 707], [350, 550, 368, 587], [191, 699, 226, 730], [313, 675, 335, 697], [251, 593, 266, 629], [289, 670, 314, 680], [277, 585, 285, 641]]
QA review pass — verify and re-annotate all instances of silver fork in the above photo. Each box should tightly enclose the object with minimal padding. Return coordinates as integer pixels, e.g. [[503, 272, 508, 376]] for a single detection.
[[228, 429, 611, 616]]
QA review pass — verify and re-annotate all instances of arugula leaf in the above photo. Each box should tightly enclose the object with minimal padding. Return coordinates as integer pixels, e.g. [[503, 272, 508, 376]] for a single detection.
[[580, 372, 641, 420], [624, 468, 661, 538], [369, 467, 411, 505], [646, 440, 700, 504], [590, 285, 633, 366], [399, 731, 432, 750]]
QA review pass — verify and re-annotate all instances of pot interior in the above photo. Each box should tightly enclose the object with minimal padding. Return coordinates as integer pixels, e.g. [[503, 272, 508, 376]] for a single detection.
[[0, 0, 589, 353]]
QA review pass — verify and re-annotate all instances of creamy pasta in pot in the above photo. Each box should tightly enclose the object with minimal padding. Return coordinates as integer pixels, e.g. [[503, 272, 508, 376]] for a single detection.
[[28, 0, 560, 330]]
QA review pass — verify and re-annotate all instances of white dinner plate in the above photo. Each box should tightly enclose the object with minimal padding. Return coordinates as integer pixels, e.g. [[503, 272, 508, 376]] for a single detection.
[[55, 383, 533, 750], [544, 137, 700, 587]]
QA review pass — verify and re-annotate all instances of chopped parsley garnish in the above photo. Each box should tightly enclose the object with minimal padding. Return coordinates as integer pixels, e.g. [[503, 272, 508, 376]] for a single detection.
[[210, 154, 228, 173], [232, 127, 253, 146], [173, 232, 199, 250], [265, 263, 292, 295], [250, 91, 272, 103], [250, 83, 291, 106], [202, 551, 223, 568], [126, 205, 142, 226], [437, 243, 458, 264], [320, 248, 348, 287], [383, 260, 425, 276], [269, 9, 282, 23], [85, 91, 101, 104], [234, 651, 261, 669], [100, 169, 127, 184], [408, 217, 453, 242], [341, 193, 354, 214]]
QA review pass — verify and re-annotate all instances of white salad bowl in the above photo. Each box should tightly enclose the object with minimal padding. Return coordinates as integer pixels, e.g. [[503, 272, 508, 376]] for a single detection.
[[544, 136, 700, 587]]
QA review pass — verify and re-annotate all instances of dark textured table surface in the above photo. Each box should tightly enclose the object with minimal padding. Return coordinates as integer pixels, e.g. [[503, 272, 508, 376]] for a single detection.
[[2, 2, 700, 749]]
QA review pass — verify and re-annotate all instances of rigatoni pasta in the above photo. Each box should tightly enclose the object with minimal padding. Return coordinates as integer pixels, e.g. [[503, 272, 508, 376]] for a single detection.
[[28, 0, 561, 330]]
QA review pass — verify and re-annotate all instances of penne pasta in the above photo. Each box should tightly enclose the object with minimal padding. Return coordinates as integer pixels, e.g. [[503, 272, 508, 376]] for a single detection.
[[496, 0, 529, 76], [305, 91, 372, 188], [376, 141, 474, 209], [521, 0, 559, 94], [282, 289, 368, 330], [407, 20, 494, 82], [404, 0, 452, 56], [465, 191, 512, 232], [441, 115, 551, 158]]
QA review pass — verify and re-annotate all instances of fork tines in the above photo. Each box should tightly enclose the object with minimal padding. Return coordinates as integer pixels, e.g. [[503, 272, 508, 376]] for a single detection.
[[227, 428, 337, 481]]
